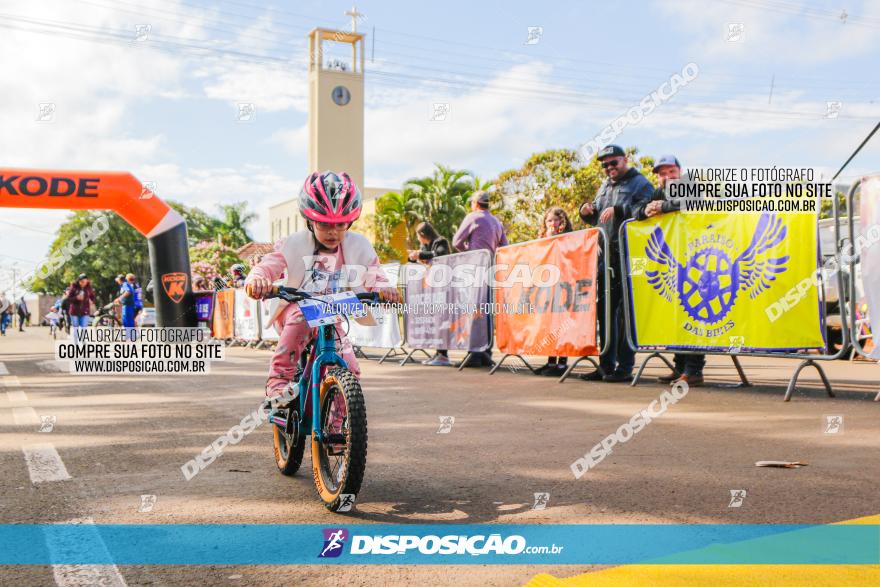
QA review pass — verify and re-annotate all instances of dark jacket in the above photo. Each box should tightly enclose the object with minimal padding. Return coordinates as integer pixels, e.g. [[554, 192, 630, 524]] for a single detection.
[[579, 168, 654, 247], [417, 237, 451, 261], [635, 185, 679, 221], [65, 283, 96, 317]]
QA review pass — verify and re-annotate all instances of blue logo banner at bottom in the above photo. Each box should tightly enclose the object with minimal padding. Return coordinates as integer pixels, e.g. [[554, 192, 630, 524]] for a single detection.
[[0, 524, 877, 565]]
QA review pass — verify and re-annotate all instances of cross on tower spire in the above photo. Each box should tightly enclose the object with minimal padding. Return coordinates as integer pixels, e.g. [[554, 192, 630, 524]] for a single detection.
[[345, 5, 364, 32]]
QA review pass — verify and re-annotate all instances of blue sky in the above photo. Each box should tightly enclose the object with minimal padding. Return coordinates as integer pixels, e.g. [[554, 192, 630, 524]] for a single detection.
[[1, 0, 879, 290]]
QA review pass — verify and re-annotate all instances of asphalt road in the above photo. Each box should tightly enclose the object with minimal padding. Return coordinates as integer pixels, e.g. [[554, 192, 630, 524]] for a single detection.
[[1, 327, 879, 586]]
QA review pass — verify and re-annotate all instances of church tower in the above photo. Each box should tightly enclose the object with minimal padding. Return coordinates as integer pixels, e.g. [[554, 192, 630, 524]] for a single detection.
[[307, 11, 365, 190]]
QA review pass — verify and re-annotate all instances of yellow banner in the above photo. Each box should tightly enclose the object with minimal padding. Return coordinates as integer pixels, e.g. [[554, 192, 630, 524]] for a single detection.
[[623, 212, 824, 351]]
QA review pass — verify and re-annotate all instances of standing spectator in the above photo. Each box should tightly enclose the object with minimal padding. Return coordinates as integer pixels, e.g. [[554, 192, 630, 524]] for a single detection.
[[452, 190, 508, 255], [59, 290, 71, 333], [536, 207, 573, 376], [578, 145, 653, 382], [0, 292, 11, 336], [16, 296, 30, 331], [230, 264, 247, 288], [452, 190, 509, 368], [408, 221, 452, 366], [114, 273, 140, 331], [114, 274, 125, 322], [193, 274, 209, 291], [66, 274, 96, 339], [133, 276, 144, 318], [637, 155, 705, 387]]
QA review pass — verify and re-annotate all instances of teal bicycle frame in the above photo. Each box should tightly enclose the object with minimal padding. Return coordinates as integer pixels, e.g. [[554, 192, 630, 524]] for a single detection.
[[300, 323, 347, 442], [267, 287, 377, 443]]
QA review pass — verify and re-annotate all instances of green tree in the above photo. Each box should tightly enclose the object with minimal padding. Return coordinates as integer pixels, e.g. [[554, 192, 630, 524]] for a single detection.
[[215, 202, 257, 248], [820, 190, 852, 219], [369, 189, 421, 261], [27, 210, 149, 303], [25, 202, 251, 299], [494, 147, 656, 243], [171, 202, 222, 245], [368, 164, 479, 261], [405, 164, 473, 242], [189, 241, 244, 281]]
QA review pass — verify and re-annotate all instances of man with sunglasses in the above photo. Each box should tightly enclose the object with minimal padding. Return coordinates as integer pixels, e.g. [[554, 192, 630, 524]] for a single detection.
[[578, 145, 653, 382]]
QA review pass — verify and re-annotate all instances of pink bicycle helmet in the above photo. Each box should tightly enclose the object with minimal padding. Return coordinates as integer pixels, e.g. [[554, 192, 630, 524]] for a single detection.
[[299, 171, 362, 224]]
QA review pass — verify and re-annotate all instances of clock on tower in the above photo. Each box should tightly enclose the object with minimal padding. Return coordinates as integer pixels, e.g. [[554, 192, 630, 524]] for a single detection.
[[308, 26, 365, 191]]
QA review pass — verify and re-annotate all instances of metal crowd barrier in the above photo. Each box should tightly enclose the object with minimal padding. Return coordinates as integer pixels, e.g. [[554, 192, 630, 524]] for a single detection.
[[487, 227, 612, 383], [843, 178, 880, 401], [394, 250, 495, 368], [618, 193, 851, 401]]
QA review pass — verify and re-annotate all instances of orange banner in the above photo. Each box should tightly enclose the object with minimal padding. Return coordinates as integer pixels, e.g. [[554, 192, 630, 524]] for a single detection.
[[494, 229, 600, 357], [212, 289, 235, 339], [0, 168, 173, 236]]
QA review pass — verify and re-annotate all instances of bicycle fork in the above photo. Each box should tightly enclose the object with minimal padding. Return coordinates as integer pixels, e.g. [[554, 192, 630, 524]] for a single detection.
[[269, 325, 346, 443]]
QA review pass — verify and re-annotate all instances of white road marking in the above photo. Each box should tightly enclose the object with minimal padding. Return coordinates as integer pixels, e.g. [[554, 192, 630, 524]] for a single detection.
[[48, 518, 127, 587], [1, 375, 21, 387], [6, 388, 28, 403], [13, 406, 39, 425], [2, 376, 27, 402], [37, 359, 67, 373], [3, 362, 124, 584], [22, 443, 71, 483]]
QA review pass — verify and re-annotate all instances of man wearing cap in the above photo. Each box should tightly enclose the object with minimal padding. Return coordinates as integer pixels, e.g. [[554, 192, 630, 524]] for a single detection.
[[638, 155, 706, 386], [579, 145, 653, 382], [115, 273, 140, 330], [452, 190, 508, 367], [453, 190, 508, 255]]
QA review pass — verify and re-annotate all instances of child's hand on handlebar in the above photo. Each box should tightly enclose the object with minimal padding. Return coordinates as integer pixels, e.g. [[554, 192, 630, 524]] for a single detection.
[[246, 276, 272, 299], [378, 288, 401, 303]]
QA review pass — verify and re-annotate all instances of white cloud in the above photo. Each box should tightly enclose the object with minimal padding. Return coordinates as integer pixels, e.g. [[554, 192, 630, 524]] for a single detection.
[[197, 58, 309, 113], [0, 1, 191, 168], [269, 124, 309, 157], [136, 163, 296, 241], [654, 0, 880, 65], [363, 62, 585, 184]]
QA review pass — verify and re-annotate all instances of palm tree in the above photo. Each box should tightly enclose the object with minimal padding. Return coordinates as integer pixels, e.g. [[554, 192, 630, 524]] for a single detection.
[[469, 174, 494, 194], [215, 202, 257, 248], [404, 164, 473, 241], [375, 189, 421, 249]]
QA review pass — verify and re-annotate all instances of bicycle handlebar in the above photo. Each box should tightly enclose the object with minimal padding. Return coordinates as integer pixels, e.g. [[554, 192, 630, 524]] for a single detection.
[[267, 286, 381, 305]]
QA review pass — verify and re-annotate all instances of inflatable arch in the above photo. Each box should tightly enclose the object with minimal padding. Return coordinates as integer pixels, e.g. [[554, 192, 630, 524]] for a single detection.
[[0, 168, 196, 327]]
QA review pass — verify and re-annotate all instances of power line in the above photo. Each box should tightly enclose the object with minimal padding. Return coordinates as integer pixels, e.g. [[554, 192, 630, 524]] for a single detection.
[[0, 253, 38, 263], [0, 220, 56, 235], [716, 0, 880, 28], [831, 121, 880, 181], [4, 16, 875, 124], [126, 0, 880, 90], [23, 2, 879, 103], [75, 0, 311, 50], [0, 15, 299, 67], [3, 8, 878, 123]]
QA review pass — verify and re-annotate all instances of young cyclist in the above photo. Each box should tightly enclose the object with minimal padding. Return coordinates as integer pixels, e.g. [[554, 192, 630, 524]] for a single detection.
[[45, 301, 62, 336], [245, 171, 400, 400]]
